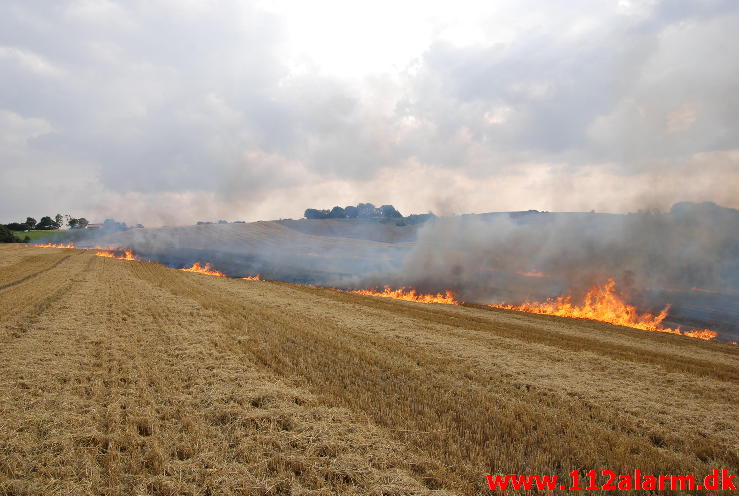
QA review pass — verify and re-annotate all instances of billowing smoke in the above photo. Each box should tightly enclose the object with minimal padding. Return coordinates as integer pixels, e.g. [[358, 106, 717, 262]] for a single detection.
[[74, 219, 411, 285], [385, 202, 738, 297], [361, 202, 739, 337], [69, 201, 738, 339]]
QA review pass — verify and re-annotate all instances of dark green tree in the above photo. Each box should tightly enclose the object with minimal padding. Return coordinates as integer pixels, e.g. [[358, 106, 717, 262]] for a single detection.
[[379, 204, 402, 218], [37, 216, 57, 230], [67, 217, 89, 229], [328, 206, 346, 218], [304, 208, 329, 219], [357, 203, 377, 218]]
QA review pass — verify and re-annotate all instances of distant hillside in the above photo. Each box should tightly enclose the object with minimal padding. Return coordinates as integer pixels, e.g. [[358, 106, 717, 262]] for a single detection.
[[277, 218, 421, 243]]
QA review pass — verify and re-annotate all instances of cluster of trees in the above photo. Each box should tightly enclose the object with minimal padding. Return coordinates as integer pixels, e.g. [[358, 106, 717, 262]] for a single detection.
[[1, 214, 141, 244], [1, 213, 93, 244], [196, 220, 246, 225], [68, 217, 90, 229], [4, 214, 89, 232], [304, 203, 402, 220]]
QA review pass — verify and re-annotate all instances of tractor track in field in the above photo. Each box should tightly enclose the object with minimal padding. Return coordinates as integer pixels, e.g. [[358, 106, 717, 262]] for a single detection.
[[0, 252, 76, 291]]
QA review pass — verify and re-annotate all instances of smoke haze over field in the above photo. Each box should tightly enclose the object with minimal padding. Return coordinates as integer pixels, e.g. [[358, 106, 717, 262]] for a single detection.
[[392, 204, 739, 299], [82, 202, 739, 338], [1, 1, 739, 225]]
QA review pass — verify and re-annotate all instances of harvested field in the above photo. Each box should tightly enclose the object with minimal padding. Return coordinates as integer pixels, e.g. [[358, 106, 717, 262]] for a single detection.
[[0, 245, 737, 495]]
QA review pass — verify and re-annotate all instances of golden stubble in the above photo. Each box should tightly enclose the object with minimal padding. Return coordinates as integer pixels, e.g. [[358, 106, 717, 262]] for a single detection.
[[0, 245, 736, 495]]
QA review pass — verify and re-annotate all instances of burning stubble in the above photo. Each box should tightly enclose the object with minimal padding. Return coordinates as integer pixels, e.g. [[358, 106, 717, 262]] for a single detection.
[[39, 202, 739, 340], [383, 205, 739, 339]]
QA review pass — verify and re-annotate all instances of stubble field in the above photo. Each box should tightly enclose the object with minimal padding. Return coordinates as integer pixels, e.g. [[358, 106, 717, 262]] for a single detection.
[[0, 245, 737, 495]]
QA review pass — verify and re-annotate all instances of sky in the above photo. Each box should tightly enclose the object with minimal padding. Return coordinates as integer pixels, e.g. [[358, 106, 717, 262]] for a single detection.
[[1, 0, 738, 226]]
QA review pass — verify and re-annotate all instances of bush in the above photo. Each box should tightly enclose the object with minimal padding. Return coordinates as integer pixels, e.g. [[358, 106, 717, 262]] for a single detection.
[[0, 225, 21, 243]]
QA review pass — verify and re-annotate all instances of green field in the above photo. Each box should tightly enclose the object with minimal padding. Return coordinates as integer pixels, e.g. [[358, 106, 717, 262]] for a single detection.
[[11, 230, 68, 241]]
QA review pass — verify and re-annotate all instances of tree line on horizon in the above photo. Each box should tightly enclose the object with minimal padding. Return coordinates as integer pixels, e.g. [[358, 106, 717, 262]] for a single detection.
[[304, 203, 403, 220], [1, 215, 138, 243], [1, 214, 90, 243], [4, 214, 90, 233]]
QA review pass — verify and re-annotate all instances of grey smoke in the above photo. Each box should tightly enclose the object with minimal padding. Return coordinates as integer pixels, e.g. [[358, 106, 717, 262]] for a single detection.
[[389, 203, 739, 298], [359, 202, 739, 337], [73, 201, 739, 338]]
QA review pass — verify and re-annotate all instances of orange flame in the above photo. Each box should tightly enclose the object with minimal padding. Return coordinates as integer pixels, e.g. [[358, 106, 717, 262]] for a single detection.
[[516, 270, 545, 278], [95, 249, 138, 261], [490, 278, 717, 340], [242, 275, 262, 281], [179, 262, 226, 277], [35, 243, 75, 249], [351, 286, 460, 305]]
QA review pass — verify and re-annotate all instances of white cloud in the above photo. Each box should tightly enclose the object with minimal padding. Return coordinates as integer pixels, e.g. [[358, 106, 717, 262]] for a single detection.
[[0, 46, 62, 77], [666, 104, 696, 134]]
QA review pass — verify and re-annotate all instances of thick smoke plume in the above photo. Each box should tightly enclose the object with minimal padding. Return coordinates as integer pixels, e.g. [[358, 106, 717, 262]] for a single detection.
[[366, 202, 739, 337], [70, 202, 738, 339], [389, 202, 738, 298]]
